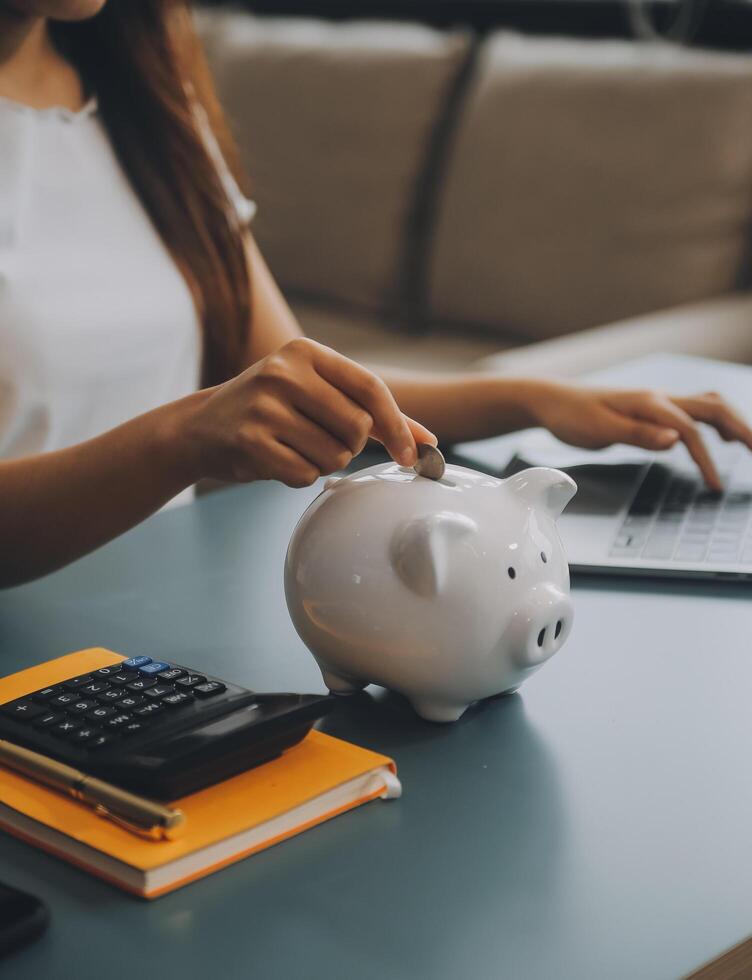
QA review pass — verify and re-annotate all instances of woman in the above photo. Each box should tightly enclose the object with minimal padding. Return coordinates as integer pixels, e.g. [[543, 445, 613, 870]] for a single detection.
[[1, 0, 750, 588]]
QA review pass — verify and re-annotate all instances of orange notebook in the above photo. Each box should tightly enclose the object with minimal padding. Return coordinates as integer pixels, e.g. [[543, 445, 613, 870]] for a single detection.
[[0, 649, 400, 899]]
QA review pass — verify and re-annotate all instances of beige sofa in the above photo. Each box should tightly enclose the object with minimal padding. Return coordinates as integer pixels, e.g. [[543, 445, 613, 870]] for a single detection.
[[198, 9, 752, 377]]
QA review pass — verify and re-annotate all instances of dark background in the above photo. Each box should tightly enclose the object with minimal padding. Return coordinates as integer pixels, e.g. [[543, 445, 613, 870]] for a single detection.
[[199, 0, 752, 50]]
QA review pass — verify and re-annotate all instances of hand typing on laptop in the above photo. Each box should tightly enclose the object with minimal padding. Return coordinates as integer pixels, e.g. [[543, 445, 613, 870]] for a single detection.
[[456, 356, 752, 579], [532, 384, 752, 491]]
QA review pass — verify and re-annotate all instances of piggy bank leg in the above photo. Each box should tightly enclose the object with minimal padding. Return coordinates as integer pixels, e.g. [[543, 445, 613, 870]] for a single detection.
[[409, 698, 469, 723], [320, 667, 366, 696]]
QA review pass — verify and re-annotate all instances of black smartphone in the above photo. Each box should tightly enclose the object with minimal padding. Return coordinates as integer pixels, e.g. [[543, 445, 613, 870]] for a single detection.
[[0, 882, 49, 958]]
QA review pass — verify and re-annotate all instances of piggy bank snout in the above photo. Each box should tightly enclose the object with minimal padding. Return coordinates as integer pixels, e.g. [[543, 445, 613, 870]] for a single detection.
[[513, 584, 573, 668]]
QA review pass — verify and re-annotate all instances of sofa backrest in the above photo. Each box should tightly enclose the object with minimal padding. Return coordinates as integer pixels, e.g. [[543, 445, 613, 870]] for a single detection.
[[426, 33, 752, 339], [199, 10, 470, 315], [199, 11, 752, 341]]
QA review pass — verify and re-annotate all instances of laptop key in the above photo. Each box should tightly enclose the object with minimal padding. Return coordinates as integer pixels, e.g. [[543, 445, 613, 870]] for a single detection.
[[675, 544, 707, 562], [642, 541, 678, 560]]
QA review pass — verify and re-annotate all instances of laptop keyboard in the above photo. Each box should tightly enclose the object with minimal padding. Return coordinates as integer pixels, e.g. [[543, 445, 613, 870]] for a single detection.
[[610, 445, 752, 565]]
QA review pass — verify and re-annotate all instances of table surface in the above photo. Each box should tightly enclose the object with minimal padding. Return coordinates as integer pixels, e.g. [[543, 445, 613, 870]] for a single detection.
[[3, 380, 752, 978]]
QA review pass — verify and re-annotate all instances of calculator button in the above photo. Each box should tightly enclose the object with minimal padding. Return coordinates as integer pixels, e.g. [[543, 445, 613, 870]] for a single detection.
[[62, 674, 94, 691], [106, 713, 133, 729], [137, 661, 170, 676], [86, 734, 112, 750], [193, 682, 227, 698], [2, 699, 46, 721], [71, 726, 100, 743], [94, 666, 122, 678], [143, 684, 173, 699], [97, 688, 125, 703], [51, 693, 78, 709], [33, 711, 64, 728], [67, 699, 98, 715], [121, 721, 147, 736], [176, 674, 206, 689], [121, 656, 152, 670], [87, 705, 117, 722], [53, 718, 82, 736], [135, 702, 164, 717], [161, 691, 193, 707], [157, 668, 185, 682], [81, 681, 110, 695], [118, 695, 145, 710], [127, 677, 157, 692], [31, 686, 62, 703], [109, 671, 138, 686]]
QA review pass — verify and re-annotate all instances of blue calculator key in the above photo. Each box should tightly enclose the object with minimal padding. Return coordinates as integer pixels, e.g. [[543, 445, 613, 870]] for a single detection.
[[137, 661, 170, 676], [121, 656, 152, 670]]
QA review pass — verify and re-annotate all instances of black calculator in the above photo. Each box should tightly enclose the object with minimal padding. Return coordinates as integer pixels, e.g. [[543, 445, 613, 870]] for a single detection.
[[0, 656, 334, 799]]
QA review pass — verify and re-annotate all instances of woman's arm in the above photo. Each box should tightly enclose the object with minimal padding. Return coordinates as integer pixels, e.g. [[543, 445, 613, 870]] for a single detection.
[[0, 399, 194, 588], [241, 237, 752, 490], [242, 234, 303, 364], [383, 373, 752, 491], [0, 339, 436, 588]]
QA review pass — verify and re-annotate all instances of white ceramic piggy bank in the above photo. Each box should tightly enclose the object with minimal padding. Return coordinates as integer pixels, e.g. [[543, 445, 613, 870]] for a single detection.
[[285, 462, 577, 722]]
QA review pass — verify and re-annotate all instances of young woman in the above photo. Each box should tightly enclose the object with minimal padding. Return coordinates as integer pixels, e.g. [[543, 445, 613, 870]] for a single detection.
[[1, 0, 750, 588]]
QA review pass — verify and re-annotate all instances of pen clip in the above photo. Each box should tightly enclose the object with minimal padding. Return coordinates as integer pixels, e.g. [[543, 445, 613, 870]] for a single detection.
[[93, 803, 169, 841]]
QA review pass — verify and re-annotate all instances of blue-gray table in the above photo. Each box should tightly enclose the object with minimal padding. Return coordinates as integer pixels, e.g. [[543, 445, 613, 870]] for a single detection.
[[1, 472, 750, 979]]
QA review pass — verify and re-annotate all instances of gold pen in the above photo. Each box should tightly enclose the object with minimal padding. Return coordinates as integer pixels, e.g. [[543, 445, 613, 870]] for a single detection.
[[0, 739, 185, 841]]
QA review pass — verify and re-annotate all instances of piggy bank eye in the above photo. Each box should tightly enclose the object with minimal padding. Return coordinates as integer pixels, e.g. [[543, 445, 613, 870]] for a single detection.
[[507, 567, 516, 579], [540, 552, 548, 563]]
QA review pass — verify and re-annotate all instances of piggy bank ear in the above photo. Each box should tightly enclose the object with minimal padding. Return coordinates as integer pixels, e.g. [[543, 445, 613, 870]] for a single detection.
[[390, 513, 478, 597], [505, 467, 577, 518]]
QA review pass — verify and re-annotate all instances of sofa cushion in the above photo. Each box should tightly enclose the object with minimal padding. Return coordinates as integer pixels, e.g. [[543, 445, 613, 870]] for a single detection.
[[291, 297, 507, 372], [199, 10, 470, 313], [427, 33, 752, 341], [473, 294, 752, 378]]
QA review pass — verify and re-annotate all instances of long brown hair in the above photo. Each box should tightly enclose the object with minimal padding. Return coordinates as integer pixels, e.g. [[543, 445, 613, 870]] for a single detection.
[[53, 0, 250, 386]]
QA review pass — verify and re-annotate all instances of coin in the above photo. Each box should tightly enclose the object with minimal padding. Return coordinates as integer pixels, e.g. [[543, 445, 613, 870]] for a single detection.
[[414, 443, 445, 481]]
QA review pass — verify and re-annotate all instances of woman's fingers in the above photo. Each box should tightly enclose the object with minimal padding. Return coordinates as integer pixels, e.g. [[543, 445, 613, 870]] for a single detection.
[[595, 406, 681, 451], [404, 415, 438, 449], [310, 343, 422, 465], [608, 392, 721, 490], [671, 393, 752, 451], [277, 409, 353, 474], [287, 373, 374, 456], [255, 440, 320, 489]]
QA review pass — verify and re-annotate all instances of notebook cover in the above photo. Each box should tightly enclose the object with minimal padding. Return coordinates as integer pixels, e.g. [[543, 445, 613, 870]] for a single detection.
[[0, 649, 397, 897]]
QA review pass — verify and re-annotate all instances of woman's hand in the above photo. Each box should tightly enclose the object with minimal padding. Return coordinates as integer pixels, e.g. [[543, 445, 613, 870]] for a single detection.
[[181, 338, 437, 487], [532, 383, 752, 491]]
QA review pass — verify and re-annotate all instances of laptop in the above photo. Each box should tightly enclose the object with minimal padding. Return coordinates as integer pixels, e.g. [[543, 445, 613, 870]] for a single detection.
[[454, 353, 752, 581]]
